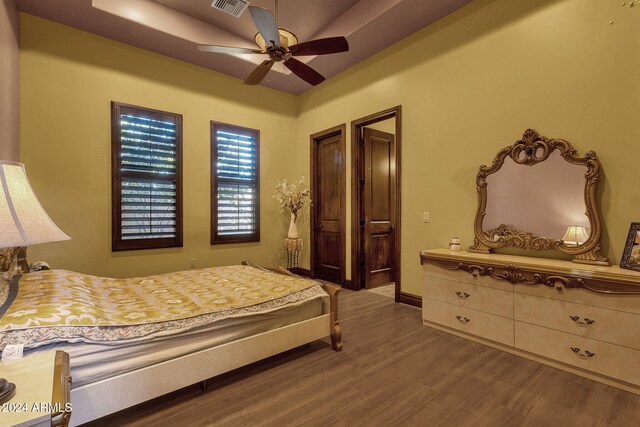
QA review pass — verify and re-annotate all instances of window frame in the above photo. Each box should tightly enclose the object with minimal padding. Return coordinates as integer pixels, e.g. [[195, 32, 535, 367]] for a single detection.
[[210, 121, 260, 245], [111, 101, 183, 251]]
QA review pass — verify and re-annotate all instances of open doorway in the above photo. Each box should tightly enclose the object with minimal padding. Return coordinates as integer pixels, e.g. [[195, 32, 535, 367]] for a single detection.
[[350, 106, 401, 302]]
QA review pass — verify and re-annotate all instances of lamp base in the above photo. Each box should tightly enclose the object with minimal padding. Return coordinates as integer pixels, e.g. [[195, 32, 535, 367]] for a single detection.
[[0, 377, 16, 403]]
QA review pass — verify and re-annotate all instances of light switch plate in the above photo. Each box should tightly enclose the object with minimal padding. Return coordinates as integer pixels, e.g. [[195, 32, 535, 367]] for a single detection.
[[423, 211, 430, 223]]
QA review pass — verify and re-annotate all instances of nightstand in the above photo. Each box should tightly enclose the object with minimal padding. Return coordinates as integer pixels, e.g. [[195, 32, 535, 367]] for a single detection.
[[0, 350, 71, 427]]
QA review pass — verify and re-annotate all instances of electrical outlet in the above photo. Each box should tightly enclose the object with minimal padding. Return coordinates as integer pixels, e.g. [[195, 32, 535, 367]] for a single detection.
[[423, 211, 430, 223], [189, 258, 196, 269]]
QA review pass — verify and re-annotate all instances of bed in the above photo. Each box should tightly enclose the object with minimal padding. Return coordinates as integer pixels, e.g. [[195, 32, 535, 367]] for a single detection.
[[0, 262, 341, 426]]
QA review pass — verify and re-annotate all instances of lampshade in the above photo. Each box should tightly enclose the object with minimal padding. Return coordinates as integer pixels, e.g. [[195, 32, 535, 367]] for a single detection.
[[0, 161, 70, 249], [562, 225, 589, 246]]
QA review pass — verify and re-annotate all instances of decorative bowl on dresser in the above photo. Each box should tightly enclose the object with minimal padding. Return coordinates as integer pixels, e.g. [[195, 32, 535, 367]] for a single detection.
[[420, 129, 639, 394]]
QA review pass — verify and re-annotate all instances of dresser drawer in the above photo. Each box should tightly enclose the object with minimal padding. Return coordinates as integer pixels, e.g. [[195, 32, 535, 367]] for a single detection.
[[423, 298, 514, 346], [515, 322, 640, 386], [423, 263, 512, 292], [515, 293, 640, 350], [424, 276, 513, 318], [514, 283, 640, 316]]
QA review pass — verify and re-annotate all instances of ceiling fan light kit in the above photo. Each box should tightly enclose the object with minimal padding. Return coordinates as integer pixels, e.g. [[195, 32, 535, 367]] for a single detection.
[[198, 1, 350, 87]]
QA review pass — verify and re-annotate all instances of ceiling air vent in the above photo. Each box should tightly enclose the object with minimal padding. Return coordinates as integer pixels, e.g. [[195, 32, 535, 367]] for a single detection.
[[211, 0, 249, 18]]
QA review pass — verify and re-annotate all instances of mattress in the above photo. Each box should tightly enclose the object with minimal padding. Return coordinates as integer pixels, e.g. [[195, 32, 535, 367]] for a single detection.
[[29, 295, 324, 388], [1, 265, 329, 387], [1, 266, 323, 348]]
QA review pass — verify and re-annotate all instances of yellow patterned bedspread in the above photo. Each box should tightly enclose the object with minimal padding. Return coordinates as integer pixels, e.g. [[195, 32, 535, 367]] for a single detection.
[[0, 265, 325, 350]]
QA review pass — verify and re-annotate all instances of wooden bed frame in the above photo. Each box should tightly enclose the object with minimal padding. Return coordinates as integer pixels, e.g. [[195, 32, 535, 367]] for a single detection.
[[67, 272, 341, 425], [0, 258, 341, 425]]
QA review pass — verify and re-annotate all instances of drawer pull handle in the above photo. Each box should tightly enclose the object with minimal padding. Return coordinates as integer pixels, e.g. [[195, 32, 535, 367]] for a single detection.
[[455, 291, 470, 299], [569, 316, 596, 326], [570, 347, 596, 359], [455, 315, 471, 323]]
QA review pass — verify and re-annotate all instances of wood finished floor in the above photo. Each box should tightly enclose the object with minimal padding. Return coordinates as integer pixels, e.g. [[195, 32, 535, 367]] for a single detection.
[[87, 289, 640, 427]]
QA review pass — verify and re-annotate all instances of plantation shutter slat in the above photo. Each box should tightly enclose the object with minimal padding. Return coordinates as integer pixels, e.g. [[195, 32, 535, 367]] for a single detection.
[[211, 122, 260, 244], [120, 176, 178, 240], [112, 102, 183, 251]]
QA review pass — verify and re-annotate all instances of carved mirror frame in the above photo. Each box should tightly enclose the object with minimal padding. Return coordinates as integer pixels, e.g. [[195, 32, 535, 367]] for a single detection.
[[469, 129, 609, 266]]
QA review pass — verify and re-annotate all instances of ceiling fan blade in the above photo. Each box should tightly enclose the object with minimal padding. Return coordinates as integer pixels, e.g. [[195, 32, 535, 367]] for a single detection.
[[288, 37, 349, 56], [249, 6, 280, 48], [244, 60, 275, 85], [284, 57, 325, 86], [197, 45, 264, 55]]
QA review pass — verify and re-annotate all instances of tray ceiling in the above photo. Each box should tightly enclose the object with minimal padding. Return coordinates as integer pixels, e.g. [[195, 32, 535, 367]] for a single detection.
[[18, 0, 474, 95]]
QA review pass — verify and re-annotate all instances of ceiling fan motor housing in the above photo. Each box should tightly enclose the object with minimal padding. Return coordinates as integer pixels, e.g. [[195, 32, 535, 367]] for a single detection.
[[254, 28, 298, 51]]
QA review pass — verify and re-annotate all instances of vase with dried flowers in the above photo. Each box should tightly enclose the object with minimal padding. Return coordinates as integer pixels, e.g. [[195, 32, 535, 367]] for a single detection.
[[273, 177, 310, 239]]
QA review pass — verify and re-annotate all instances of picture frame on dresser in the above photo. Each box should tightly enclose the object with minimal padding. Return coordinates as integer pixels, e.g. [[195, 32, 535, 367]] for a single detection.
[[620, 222, 640, 271]]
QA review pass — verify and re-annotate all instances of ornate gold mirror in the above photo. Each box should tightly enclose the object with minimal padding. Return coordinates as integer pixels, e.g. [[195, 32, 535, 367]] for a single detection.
[[469, 129, 609, 266]]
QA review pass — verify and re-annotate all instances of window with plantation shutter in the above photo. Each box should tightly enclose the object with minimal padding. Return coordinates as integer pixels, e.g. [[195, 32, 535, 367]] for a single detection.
[[111, 102, 183, 251], [211, 122, 260, 244]]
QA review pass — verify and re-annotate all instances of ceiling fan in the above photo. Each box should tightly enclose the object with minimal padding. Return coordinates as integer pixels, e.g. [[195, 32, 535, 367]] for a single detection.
[[197, 0, 349, 86]]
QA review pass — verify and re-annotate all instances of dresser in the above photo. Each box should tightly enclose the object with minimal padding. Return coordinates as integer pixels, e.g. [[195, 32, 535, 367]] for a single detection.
[[0, 350, 72, 427], [421, 249, 640, 394]]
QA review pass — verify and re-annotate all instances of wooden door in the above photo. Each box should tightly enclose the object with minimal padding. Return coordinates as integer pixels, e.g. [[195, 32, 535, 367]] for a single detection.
[[362, 128, 396, 288], [311, 127, 345, 284]]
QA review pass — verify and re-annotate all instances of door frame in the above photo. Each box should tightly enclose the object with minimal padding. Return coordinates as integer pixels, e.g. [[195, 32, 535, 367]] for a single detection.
[[350, 106, 402, 300], [310, 124, 347, 285]]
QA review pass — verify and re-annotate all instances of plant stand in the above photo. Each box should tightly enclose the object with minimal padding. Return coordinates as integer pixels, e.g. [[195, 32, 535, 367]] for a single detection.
[[284, 238, 303, 270]]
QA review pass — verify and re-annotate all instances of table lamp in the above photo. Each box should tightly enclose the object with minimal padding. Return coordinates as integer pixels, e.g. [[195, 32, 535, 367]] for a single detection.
[[0, 160, 70, 404], [562, 225, 588, 246]]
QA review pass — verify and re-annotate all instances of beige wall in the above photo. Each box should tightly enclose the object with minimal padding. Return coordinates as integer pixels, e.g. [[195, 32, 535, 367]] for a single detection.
[[19, 0, 640, 294], [295, 0, 640, 295], [0, 0, 19, 161], [20, 14, 299, 277], [365, 118, 395, 134]]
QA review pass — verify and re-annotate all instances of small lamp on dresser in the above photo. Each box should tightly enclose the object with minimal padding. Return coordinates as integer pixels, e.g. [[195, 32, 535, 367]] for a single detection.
[[0, 160, 70, 404], [562, 225, 589, 246]]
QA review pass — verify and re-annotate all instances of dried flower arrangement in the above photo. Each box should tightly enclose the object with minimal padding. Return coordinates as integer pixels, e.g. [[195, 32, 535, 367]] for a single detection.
[[273, 177, 310, 222]]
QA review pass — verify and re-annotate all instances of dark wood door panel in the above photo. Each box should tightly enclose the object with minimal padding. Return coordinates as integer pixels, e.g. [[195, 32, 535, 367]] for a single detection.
[[319, 139, 341, 221], [370, 221, 392, 234], [311, 125, 346, 285], [320, 232, 341, 265], [318, 231, 342, 283], [363, 127, 396, 289], [370, 137, 392, 222], [370, 269, 393, 287], [371, 234, 392, 269]]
